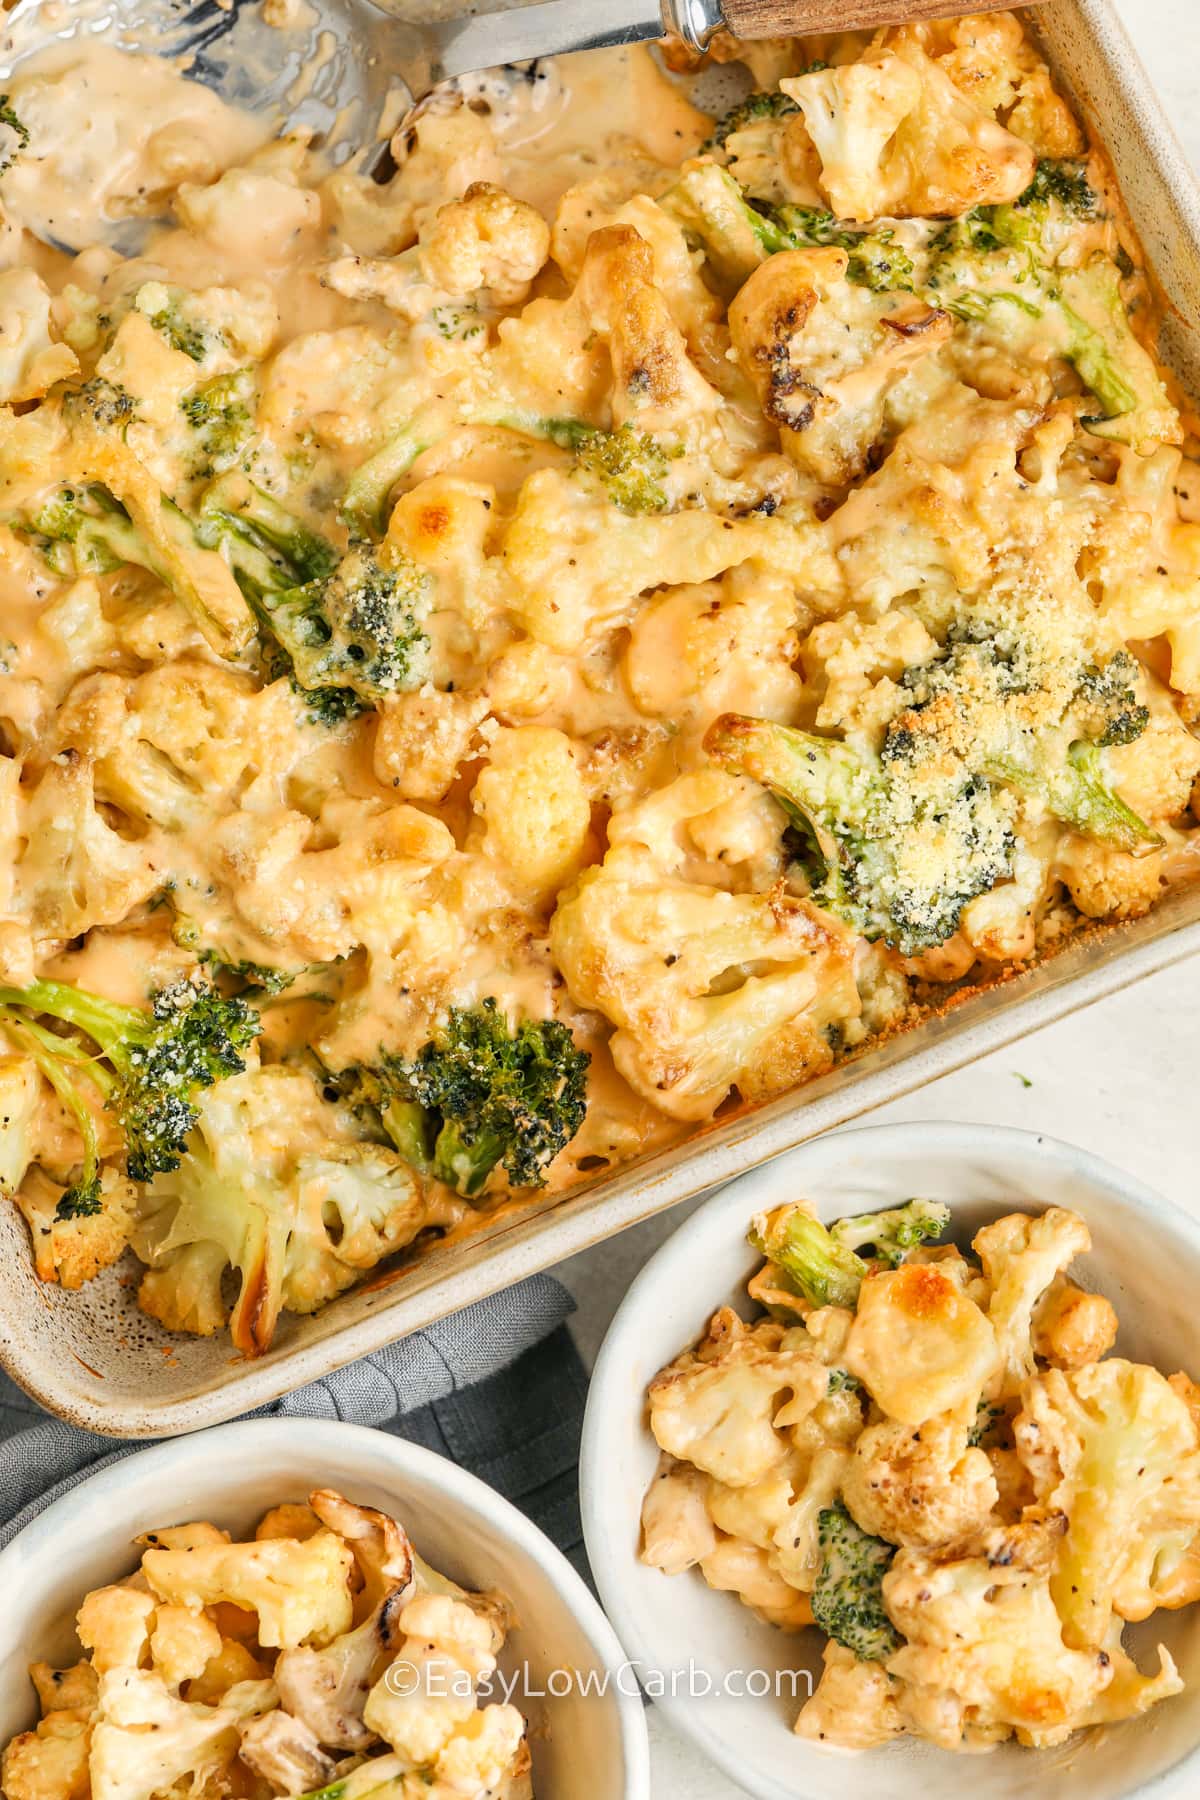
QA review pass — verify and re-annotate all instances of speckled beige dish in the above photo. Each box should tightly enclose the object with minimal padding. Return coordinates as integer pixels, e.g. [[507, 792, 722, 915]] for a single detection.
[[2, 0, 1200, 1437]]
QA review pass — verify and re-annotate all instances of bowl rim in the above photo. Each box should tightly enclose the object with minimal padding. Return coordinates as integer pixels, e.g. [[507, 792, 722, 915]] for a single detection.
[[579, 1118, 1200, 1800], [0, 1414, 652, 1800]]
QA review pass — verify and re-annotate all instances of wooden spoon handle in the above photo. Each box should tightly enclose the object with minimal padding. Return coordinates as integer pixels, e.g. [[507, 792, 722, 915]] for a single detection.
[[720, 0, 1041, 38]]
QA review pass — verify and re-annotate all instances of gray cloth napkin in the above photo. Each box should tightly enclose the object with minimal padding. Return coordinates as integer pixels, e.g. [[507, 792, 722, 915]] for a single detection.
[[0, 1272, 589, 1573]]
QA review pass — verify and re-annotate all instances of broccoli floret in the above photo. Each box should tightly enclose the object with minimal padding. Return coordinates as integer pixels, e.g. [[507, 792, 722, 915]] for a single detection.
[[771, 205, 915, 292], [330, 1000, 590, 1198], [63, 378, 138, 431], [1058, 259, 1178, 445], [137, 286, 218, 363], [749, 1205, 867, 1309], [660, 163, 790, 287], [180, 370, 255, 477], [829, 1198, 951, 1266], [197, 952, 297, 996], [0, 94, 29, 174], [13, 479, 254, 657], [706, 713, 1015, 955], [340, 415, 444, 540], [702, 89, 799, 151], [1019, 157, 1096, 217], [1077, 650, 1151, 747], [542, 419, 677, 512], [200, 474, 432, 708], [892, 624, 1161, 855], [0, 976, 260, 1181], [0, 1009, 105, 1218], [968, 1398, 1007, 1448], [826, 1368, 863, 1394], [811, 1501, 903, 1663]]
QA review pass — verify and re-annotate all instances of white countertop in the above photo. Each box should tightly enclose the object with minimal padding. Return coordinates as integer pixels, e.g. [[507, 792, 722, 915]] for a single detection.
[[554, 2, 1200, 1791]]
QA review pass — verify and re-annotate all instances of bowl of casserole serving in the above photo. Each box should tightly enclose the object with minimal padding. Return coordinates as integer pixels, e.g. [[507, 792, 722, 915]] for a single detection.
[[3, 0, 1200, 1435], [581, 1121, 1200, 1800], [0, 1416, 651, 1800]]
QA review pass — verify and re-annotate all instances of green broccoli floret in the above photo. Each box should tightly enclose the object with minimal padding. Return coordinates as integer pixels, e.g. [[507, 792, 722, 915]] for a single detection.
[[139, 287, 218, 363], [1057, 259, 1178, 445], [1019, 157, 1096, 217], [0, 94, 29, 174], [706, 713, 1015, 955], [180, 370, 255, 477], [14, 479, 254, 657], [968, 1399, 1007, 1448], [0, 977, 260, 1181], [330, 1000, 590, 1199], [771, 204, 915, 292], [0, 1009, 105, 1218], [200, 474, 432, 708], [1077, 650, 1150, 747], [829, 1198, 951, 1266], [749, 1206, 867, 1309], [893, 623, 1161, 855], [541, 419, 677, 512], [660, 163, 790, 287], [702, 90, 799, 151], [812, 1501, 903, 1662], [63, 378, 138, 432], [340, 414, 445, 540]]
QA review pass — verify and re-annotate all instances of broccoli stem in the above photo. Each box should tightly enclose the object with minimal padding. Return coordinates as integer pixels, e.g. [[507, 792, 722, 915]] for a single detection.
[[0, 1009, 108, 1218], [749, 1208, 866, 1309], [983, 743, 1162, 853], [829, 1198, 951, 1267]]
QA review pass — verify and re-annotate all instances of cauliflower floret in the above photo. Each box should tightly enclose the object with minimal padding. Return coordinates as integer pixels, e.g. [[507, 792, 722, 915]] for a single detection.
[[843, 1263, 999, 1424], [697, 1536, 815, 1631], [729, 247, 953, 485], [623, 568, 804, 739], [973, 1206, 1092, 1399], [783, 44, 1035, 221], [0, 1710, 91, 1800], [470, 725, 591, 904], [1032, 1275, 1118, 1370], [374, 687, 490, 802], [175, 167, 321, 263], [186, 1639, 271, 1707], [0, 1052, 39, 1194], [431, 1704, 528, 1797], [16, 1167, 136, 1290], [29, 1664, 98, 1719], [574, 223, 720, 431], [0, 268, 78, 402], [363, 1594, 502, 1764], [883, 1549, 1178, 1749], [705, 1441, 851, 1590], [326, 105, 503, 257], [646, 1307, 829, 1487], [550, 769, 861, 1119], [1013, 1359, 1200, 1648], [149, 1606, 222, 1689], [841, 1412, 998, 1552], [795, 1640, 904, 1748], [418, 182, 551, 307], [142, 1529, 353, 1650], [238, 1709, 335, 1795], [273, 1489, 416, 1752], [1056, 836, 1170, 921], [134, 1067, 464, 1354], [75, 1586, 155, 1675], [500, 469, 818, 654], [12, 758, 163, 944], [89, 1668, 274, 1800], [639, 1454, 720, 1575]]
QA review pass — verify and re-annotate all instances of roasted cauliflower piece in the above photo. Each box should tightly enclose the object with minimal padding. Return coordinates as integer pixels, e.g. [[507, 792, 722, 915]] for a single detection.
[[782, 43, 1035, 220], [841, 1411, 998, 1552], [550, 769, 861, 1119], [795, 1640, 904, 1748], [842, 1262, 999, 1424], [88, 1668, 275, 1800], [1014, 1359, 1200, 1648], [729, 247, 953, 485], [884, 1548, 1180, 1749], [973, 1206, 1093, 1399], [142, 1529, 354, 1649], [418, 181, 551, 306], [647, 1307, 829, 1487]]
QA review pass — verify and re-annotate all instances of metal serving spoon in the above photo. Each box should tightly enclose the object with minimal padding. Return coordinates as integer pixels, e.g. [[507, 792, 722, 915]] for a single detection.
[[0, 0, 1039, 171]]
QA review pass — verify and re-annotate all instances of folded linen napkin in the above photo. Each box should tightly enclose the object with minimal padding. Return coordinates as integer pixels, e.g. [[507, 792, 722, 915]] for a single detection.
[[0, 1272, 588, 1573]]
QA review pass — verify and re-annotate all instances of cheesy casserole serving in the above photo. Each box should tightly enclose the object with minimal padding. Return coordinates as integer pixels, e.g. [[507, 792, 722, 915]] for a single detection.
[[0, 12, 1198, 1352]]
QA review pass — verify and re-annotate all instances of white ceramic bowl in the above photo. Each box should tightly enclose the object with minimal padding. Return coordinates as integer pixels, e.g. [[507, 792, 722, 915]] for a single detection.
[[0, 1416, 650, 1800], [580, 1121, 1200, 1800]]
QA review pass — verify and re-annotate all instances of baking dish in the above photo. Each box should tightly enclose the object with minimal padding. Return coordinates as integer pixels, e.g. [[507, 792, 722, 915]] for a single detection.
[[2, 0, 1199, 1436]]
